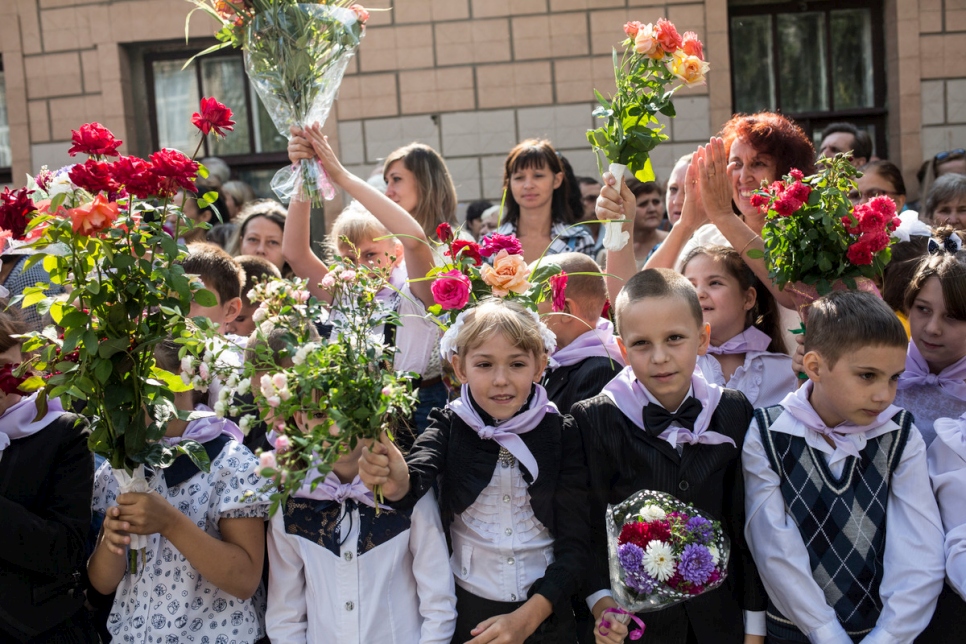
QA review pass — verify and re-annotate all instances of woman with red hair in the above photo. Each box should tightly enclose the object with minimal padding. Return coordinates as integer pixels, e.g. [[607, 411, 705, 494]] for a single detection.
[[598, 112, 814, 309]]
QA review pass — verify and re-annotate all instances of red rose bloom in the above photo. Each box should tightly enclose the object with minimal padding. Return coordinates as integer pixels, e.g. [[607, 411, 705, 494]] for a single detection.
[[749, 193, 770, 210], [654, 18, 683, 53], [549, 271, 568, 313], [864, 230, 891, 254], [68, 159, 118, 195], [681, 31, 704, 60], [446, 239, 482, 266], [112, 156, 159, 199], [0, 187, 37, 240], [647, 519, 672, 543], [618, 522, 652, 548], [436, 222, 453, 243], [68, 122, 122, 157], [150, 149, 199, 196], [480, 233, 523, 258], [0, 363, 27, 396], [773, 194, 803, 217], [785, 181, 811, 203], [191, 97, 235, 138], [868, 194, 897, 220], [788, 168, 805, 181], [847, 238, 874, 265]]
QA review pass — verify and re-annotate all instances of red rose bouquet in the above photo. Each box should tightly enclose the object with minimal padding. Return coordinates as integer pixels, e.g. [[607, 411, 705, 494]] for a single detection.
[[748, 155, 899, 321]]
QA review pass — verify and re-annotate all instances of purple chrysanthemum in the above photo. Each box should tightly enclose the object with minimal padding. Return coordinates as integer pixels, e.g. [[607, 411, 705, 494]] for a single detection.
[[625, 570, 658, 595], [678, 543, 715, 585], [618, 543, 644, 574], [686, 516, 714, 544]]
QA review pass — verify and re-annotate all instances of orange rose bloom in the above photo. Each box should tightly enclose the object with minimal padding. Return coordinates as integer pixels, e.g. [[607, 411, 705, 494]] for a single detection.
[[480, 249, 531, 297], [667, 51, 710, 87], [68, 194, 119, 236]]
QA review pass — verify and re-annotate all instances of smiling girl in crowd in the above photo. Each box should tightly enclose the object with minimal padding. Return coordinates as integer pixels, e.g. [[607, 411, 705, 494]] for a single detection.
[[682, 245, 797, 409], [893, 229, 966, 446], [229, 200, 292, 277], [497, 139, 596, 262], [359, 298, 591, 643]]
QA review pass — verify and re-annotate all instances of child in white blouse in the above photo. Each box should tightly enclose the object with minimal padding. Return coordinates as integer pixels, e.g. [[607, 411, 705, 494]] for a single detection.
[[266, 406, 456, 643], [893, 231, 966, 446], [743, 291, 945, 643], [682, 245, 797, 409], [87, 338, 271, 644]]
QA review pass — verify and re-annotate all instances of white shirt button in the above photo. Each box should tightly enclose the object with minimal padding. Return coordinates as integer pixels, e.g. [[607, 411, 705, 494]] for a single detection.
[[507, 557, 515, 565], [345, 601, 354, 611], [510, 594, 517, 601], [462, 567, 468, 576], [505, 528, 512, 536], [503, 494, 510, 503], [344, 552, 353, 562]]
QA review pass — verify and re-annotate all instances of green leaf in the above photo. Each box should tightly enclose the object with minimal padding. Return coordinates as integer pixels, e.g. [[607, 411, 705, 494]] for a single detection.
[[193, 288, 218, 307], [151, 366, 194, 393], [98, 337, 130, 359], [17, 375, 47, 394], [94, 359, 113, 385], [745, 248, 765, 260], [177, 439, 212, 473]]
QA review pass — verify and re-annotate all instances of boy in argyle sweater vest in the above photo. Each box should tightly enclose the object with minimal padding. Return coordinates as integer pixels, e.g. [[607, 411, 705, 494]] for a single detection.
[[743, 291, 945, 644]]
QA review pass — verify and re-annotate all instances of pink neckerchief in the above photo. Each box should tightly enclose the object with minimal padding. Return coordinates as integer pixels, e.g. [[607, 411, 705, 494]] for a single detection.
[[0, 394, 68, 452], [601, 365, 734, 448], [446, 384, 558, 482], [161, 404, 243, 446], [705, 326, 772, 355], [897, 340, 966, 401], [548, 318, 625, 369], [295, 470, 381, 508], [777, 381, 900, 459], [933, 412, 966, 462]]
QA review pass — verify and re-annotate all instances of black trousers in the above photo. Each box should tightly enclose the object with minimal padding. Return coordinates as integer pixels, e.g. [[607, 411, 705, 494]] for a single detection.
[[453, 584, 577, 644]]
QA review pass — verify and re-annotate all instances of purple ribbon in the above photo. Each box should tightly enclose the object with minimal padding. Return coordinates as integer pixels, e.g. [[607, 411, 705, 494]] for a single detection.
[[778, 382, 900, 459], [161, 404, 243, 446], [447, 384, 558, 482], [601, 366, 735, 448], [602, 607, 646, 641], [898, 340, 966, 401], [0, 394, 68, 452], [548, 318, 625, 369], [295, 470, 381, 508], [705, 327, 772, 356]]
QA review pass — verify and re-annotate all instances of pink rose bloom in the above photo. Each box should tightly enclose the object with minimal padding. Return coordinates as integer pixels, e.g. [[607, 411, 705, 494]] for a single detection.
[[258, 451, 276, 472], [341, 270, 356, 282], [320, 274, 335, 290], [549, 271, 568, 313], [480, 250, 532, 297], [681, 31, 704, 60], [634, 23, 661, 58], [266, 395, 281, 408], [274, 435, 291, 453], [432, 269, 472, 310], [654, 18, 684, 54], [272, 373, 287, 390], [480, 233, 523, 258]]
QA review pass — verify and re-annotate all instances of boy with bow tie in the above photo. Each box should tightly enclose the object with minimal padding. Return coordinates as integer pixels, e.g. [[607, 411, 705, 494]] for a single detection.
[[743, 291, 944, 643], [572, 268, 766, 644]]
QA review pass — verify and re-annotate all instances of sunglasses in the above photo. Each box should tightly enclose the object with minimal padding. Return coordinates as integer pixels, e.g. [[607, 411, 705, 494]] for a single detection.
[[935, 149, 966, 163]]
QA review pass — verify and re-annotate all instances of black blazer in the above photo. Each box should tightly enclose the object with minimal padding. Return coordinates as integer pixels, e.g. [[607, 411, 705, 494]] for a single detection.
[[571, 389, 766, 644], [0, 413, 93, 642], [394, 395, 591, 612], [544, 356, 623, 415]]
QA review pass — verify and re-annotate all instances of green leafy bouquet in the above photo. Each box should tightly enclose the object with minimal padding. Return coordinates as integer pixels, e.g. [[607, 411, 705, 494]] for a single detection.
[[186, 0, 369, 205], [747, 155, 900, 321], [227, 258, 417, 513], [587, 18, 710, 251]]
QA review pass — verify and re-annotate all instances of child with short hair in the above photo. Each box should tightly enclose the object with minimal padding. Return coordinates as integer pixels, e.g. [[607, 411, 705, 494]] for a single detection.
[[538, 252, 623, 414], [87, 338, 271, 644], [0, 307, 99, 642], [179, 242, 245, 333], [359, 298, 591, 642], [682, 245, 797, 409], [894, 230, 966, 446], [226, 254, 282, 338], [573, 268, 765, 644], [743, 291, 945, 643], [265, 394, 456, 642]]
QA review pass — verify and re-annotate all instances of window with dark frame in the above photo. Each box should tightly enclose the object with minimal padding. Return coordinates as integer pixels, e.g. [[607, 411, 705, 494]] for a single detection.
[[0, 56, 12, 185], [728, 0, 887, 159], [145, 47, 290, 198]]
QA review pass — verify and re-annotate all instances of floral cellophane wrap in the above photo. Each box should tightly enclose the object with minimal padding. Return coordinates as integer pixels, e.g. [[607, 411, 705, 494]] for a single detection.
[[786, 277, 881, 325]]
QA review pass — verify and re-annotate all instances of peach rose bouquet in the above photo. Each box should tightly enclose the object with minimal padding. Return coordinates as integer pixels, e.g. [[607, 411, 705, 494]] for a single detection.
[[588, 18, 710, 251]]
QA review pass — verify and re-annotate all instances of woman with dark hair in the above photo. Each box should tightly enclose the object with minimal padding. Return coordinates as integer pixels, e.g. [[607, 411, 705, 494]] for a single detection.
[[854, 160, 908, 212], [497, 139, 595, 262]]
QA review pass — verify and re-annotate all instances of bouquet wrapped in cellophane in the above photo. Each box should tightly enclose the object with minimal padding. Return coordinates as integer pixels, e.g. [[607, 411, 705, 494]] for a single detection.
[[186, 0, 369, 205], [605, 490, 730, 633]]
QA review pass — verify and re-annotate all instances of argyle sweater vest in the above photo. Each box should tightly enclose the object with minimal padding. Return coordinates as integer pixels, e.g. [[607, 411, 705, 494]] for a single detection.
[[755, 405, 913, 643]]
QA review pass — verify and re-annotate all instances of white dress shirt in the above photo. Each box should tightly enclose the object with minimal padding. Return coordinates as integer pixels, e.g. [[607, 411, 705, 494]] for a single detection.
[[698, 352, 798, 410], [927, 420, 966, 600], [450, 459, 554, 603], [266, 490, 456, 644], [743, 411, 946, 644]]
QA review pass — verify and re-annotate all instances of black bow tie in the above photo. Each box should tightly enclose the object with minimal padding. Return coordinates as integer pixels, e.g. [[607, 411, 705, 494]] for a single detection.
[[643, 397, 703, 435]]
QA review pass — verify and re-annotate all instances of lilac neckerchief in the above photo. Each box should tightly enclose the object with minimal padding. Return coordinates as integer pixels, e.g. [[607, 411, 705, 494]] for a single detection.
[[778, 381, 900, 459], [601, 365, 734, 448], [294, 470, 381, 508], [374, 264, 407, 307], [0, 394, 68, 452], [548, 318, 626, 369], [162, 404, 243, 446], [934, 412, 966, 462], [706, 326, 772, 356], [898, 340, 966, 401], [447, 384, 558, 482]]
